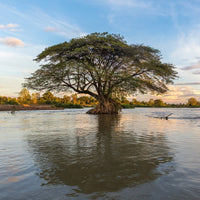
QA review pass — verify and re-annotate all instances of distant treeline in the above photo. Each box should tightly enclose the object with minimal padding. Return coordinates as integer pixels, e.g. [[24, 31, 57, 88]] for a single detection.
[[1, 88, 200, 108]]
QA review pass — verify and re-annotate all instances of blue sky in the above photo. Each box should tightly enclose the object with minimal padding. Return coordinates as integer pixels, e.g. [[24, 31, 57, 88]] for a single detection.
[[0, 0, 200, 102]]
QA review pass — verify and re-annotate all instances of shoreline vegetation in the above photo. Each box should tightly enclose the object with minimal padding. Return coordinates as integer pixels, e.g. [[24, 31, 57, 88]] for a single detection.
[[0, 104, 64, 111], [0, 88, 200, 111]]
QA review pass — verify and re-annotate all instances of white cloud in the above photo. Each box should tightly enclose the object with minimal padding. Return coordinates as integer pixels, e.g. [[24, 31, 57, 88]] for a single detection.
[[0, 37, 25, 47], [172, 26, 200, 66], [28, 8, 86, 39]]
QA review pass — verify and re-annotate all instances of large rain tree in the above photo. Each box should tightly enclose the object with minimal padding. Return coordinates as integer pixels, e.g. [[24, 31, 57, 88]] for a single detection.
[[24, 32, 177, 114]]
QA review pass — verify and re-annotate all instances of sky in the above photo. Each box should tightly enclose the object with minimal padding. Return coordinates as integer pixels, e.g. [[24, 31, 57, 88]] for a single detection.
[[0, 0, 200, 103]]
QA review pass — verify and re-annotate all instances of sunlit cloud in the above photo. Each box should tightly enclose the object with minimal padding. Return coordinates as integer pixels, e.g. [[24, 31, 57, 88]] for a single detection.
[[0, 76, 24, 97], [181, 65, 200, 71], [0, 23, 19, 29], [133, 85, 200, 103], [163, 85, 200, 101], [180, 60, 200, 71], [44, 26, 57, 32], [6, 23, 19, 28], [174, 82, 200, 85], [0, 37, 25, 47]]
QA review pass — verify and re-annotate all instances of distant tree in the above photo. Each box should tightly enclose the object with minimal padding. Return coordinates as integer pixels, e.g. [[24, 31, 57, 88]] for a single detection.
[[78, 96, 90, 105], [7, 97, 18, 105], [154, 99, 165, 107], [71, 94, 78, 104], [42, 91, 54, 104], [24, 32, 177, 114], [148, 99, 154, 106], [62, 95, 71, 104], [131, 98, 140, 106], [187, 97, 198, 106], [121, 96, 130, 105], [89, 96, 98, 105], [31, 93, 40, 104], [18, 88, 31, 104], [0, 96, 7, 104]]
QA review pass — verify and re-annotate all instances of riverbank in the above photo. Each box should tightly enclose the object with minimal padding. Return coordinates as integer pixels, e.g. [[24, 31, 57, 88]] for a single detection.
[[0, 105, 64, 111]]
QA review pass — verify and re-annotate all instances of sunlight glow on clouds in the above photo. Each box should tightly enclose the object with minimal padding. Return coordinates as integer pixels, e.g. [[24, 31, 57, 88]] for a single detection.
[[180, 60, 200, 75], [0, 76, 23, 96], [162, 85, 200, 102], [181, 64, 200, 71], [44, 26, 57, 32], [0, 37, 25, 47], [134, 85, 200, 103], [174, 82, 200, 85], [0, 23, 20, 32], [0, 23, 19, 29]]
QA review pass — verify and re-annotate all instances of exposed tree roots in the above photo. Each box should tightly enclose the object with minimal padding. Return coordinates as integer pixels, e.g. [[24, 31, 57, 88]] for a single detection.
[[87, 99, 121, 114]]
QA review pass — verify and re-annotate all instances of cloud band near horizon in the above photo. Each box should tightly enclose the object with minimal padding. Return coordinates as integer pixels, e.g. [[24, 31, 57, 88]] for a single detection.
[[174, 82, 200, 85]]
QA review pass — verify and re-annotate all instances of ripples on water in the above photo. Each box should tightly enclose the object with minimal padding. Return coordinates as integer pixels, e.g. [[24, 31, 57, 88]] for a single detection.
[[0, 108, 200, 200]]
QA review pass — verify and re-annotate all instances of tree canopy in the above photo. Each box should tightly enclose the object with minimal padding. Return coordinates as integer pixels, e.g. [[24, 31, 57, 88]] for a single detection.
[[24, 32, 177, 114]]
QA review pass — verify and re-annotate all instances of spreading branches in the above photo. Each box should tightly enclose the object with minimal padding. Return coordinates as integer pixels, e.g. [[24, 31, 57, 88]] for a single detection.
[[24, 32, 178, 113]]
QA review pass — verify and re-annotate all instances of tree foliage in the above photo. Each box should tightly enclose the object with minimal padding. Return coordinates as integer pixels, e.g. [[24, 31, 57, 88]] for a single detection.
[[24, 32, 177, 114], [187, 97, 198, 106], [18, 88, 31, 104]]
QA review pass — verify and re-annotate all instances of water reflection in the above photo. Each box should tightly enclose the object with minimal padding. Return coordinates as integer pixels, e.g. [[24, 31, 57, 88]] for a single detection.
[[26, 114, 173, 194]]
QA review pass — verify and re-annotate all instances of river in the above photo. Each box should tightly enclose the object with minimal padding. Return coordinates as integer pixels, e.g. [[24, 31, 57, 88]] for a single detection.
[[0, 108, 200, 200]]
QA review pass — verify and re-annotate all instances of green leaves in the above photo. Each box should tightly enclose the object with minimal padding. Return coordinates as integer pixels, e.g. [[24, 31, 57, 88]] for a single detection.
[[24, 32, 178, 100]]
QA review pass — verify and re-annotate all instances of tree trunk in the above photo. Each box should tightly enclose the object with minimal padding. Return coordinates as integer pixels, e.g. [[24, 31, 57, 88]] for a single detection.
[[87, 98, 121, 114]]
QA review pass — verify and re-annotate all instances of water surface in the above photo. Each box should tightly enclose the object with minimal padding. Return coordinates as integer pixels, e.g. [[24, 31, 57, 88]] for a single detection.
[[0, 108, 200, 199]]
